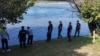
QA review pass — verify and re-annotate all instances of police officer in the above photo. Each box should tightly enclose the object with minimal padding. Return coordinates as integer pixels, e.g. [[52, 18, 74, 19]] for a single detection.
[[47, 21, 53, 42], [58, 21, 63, 39], [74, 20, 81, 37], [67, 22, 72, 42], [18, 26, 27, 48]]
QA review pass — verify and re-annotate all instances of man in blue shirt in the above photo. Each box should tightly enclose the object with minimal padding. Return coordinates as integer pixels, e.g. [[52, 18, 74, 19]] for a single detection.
[[27, 27, 33, 46], [0, 27, 11, 52]]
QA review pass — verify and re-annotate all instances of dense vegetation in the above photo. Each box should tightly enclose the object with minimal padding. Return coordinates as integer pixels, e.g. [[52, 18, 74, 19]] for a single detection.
[[75, 0, 100, 42], [0, 0, 35, 30], [79, 0, 100, 33]]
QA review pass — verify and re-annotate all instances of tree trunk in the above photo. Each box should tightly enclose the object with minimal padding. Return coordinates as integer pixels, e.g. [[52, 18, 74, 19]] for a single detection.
[[92, 30, 96, 43], [88, 21, 97, 43], [72, 0, 81, 12], [88, 22, 93, 36]]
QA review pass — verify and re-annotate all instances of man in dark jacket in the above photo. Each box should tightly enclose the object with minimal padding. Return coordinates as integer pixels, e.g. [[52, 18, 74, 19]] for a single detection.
[[67, 22, 72, 42], [47, 21, 53, 42], [58, 21, 63, 39], [18, 26, 27, 48], [74, 20, 81, 37]]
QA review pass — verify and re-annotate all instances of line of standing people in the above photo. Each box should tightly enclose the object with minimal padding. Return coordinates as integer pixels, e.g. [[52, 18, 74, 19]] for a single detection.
[[46, 20, 81, 42], [0, 20, 81, 52], [0, 26, 33, 52]]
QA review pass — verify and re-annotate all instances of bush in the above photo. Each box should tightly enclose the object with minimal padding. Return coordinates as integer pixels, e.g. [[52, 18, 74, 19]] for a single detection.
[[96, 29, 100, 36]]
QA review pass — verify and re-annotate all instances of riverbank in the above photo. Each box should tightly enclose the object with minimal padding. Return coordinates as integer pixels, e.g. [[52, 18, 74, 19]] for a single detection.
[[0, 36, 100, 56], [35, 1, 69, 5], [0, 3, 89, 47]]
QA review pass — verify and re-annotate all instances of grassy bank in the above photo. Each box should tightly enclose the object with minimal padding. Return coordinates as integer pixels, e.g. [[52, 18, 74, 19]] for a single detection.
[[0, 36, 100, 56]]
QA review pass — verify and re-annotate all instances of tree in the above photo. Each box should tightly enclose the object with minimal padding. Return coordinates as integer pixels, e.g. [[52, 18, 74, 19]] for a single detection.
[[0, 0, 35, 30], [73, 0, 100, 43]]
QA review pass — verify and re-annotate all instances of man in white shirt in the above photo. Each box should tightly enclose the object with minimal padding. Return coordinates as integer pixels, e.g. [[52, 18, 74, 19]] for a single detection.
[[0, 27, 11, 52], [27, 27, 33, 46]]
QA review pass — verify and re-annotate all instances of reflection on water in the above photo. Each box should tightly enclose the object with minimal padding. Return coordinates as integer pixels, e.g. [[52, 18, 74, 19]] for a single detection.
[[0, 2, 89, 47]]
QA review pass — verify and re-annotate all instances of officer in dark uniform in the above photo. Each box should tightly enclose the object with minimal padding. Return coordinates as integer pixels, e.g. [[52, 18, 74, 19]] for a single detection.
[[18, 26, 27, 48], [58, 21, 63, 39], [67, 22, 72, 42], [47, 21, 53, 42], [74, 20, 81, 37]]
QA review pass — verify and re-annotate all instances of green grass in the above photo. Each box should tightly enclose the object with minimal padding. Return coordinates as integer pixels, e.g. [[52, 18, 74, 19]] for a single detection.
[[0, 36, 100, 56]]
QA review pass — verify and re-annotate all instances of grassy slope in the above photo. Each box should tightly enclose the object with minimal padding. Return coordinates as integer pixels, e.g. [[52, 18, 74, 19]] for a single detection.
[[0, 37, 100, 56]]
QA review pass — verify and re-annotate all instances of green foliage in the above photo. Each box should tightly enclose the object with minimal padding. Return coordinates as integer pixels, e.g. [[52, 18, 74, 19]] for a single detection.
[[96, 28, 100, 36], [78, 0, 100, 35], [96, 19, 100, 35], [79, 0, 100, 23], [0, 0, 35, 32], [0, 0, 35, 24]]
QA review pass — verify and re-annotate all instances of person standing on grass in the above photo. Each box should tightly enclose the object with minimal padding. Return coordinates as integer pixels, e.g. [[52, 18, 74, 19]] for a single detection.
[[47, 21, 53, 42], [27, 27, 33, 46], [74, 20, 81, 37], [67, 22, 72, 42], [58, 21, 63, 39], [0, 27, 11, 52], [18, 26, 27, 48]]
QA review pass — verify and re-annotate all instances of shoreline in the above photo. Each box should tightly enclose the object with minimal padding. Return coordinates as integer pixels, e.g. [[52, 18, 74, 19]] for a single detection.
[[35, 1, 69, 5]]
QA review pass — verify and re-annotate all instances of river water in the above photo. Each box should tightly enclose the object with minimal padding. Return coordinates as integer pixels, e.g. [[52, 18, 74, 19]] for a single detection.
[[0, 2, 89, 47]]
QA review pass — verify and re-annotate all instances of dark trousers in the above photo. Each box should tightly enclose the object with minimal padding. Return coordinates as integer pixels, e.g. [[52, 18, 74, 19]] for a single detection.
[[1, 39, 9, 50], [47, 32, 51, 42], [67, 32, 71, 42], [27, 35, 33, 46], [74, 29, 80, 37], [19, 38, 26, 48], [58, 30, 62, 39]]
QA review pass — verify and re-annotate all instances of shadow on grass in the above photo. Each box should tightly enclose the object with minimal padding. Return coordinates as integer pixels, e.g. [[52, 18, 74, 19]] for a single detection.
[[0, 37, 93, 56]]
